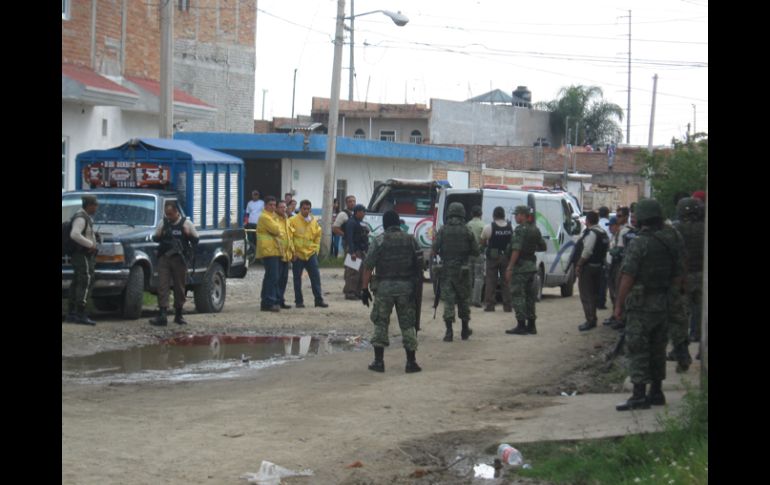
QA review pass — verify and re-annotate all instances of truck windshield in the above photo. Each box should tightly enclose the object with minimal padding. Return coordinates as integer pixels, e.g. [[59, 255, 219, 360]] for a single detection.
[[62, 194, 157, 226]]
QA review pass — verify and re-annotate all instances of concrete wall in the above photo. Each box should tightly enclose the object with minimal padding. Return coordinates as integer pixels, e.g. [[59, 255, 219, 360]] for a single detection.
[[62, 102, 159, 190], [280, 156, 433, 209], [340, 117, 429, 143], [429, 99, 552, 146]]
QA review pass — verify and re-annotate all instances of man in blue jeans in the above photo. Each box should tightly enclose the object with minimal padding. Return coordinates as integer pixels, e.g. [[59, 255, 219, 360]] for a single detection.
[[257, 196, 282, 312], [289, 200, 329, 308]]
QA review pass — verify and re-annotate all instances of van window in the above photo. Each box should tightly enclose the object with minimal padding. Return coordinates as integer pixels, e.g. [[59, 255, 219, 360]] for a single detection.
[[370, 187, 433, 215], [444, 193, 482, 223]]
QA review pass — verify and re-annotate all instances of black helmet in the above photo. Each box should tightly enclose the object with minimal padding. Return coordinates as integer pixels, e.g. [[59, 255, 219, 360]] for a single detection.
[[448, 202, 466, 218], [635, 199, 663, 223], [676, 197, 704, 221]]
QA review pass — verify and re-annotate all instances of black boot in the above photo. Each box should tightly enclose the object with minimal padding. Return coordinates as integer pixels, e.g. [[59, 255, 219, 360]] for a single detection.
[[506, 320, 527, 335], [74, 305, 96, 325], [174, 306, 187, 325], [150, 308, 168, 326], [368, 346, 385, 372], [526, 319, 537, 335], [578, 320, 597, 331], [405, 350, 422, 373], [649, 380, 666, 406], [675, 342, 692, 373], [616, 383, 651, 411], [443, 321, 453, 342], [461, 319, 472, 340]]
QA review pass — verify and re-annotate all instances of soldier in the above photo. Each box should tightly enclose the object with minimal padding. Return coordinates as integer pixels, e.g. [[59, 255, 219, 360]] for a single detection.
[[361, 210, 423, 373], [66, 195, 100, 325], [504, 206, 546, 335], [150, 201, 199, 326], [613, 199, 683, 411], [666, 197, 705, 372], [431, 202, 480, 341], [466, 205, 486, 308]]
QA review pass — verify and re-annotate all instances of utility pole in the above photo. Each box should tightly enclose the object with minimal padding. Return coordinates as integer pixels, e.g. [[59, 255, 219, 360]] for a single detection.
[[648, 74, 658, 151], [701, 181, 708, 384], [348, 0, 355, 101], [692, 104, 697, 136], [291, 69, 298, 121], [261, 89, 268, 120], [159, 0, 174, 138], [626, 10, 631, 145]]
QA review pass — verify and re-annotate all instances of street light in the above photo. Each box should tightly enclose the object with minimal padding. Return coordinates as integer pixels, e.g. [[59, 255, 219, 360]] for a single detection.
[[347, 1, 410, 101], [319, 0, 408, 258]]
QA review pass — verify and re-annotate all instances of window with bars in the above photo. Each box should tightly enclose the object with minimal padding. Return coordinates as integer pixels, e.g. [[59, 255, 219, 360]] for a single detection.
[[379, 130, 396, 142], [178, 0, 190, 12], [354, 129, 366, 139], [410, 130, 423, 144]]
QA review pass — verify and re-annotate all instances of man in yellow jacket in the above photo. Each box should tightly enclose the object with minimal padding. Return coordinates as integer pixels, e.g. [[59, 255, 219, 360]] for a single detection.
[[289, 200, 329, 308], [257, 196, 283, 312], [275, 200, 295, 309]]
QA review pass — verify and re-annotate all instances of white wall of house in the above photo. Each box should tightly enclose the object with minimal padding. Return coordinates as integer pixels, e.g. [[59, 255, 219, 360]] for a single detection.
[[62, 102, 158, 190], [281, 156, 434, 209]]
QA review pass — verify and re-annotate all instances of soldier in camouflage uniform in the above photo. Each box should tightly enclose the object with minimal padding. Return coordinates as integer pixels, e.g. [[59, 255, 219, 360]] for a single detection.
[[666, 197, 705, 372], [614, 199, 683, 411], [361, 210, 423, 373], [466, 205, 486, 308], [432, 202, 480, 342], [504, 206, 546, 335]]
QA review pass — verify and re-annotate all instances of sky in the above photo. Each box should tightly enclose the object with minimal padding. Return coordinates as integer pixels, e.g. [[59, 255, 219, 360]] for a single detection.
[[254, 0, 708, 147]]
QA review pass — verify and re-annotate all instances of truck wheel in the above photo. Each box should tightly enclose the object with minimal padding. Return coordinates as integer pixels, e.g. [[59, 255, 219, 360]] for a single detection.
[[533, 267, 544, 302], [560, 267, 575, 297], [194, 262, 226, 313], [121, 266, 145, 319]]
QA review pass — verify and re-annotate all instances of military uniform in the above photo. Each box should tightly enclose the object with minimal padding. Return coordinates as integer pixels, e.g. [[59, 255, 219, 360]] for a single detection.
[[616, 199, 683, 411], [505, 206, 546, 335], [432, 202, 479, 341], [466, 216, 486, 307]]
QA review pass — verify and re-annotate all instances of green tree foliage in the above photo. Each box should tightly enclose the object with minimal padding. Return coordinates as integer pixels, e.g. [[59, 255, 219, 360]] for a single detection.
[[535, 85, 623, 146], [637, 134, 708, 218]]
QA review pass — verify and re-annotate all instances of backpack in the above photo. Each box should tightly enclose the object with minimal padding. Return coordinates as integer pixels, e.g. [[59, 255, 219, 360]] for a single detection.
[[62, 214, 86, 257]]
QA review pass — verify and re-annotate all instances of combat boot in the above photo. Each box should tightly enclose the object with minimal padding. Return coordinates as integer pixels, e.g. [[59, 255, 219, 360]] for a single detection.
[[443, 320, 454, 342], [616, 383, 651, 411], [174, 306, 187, 325], [505, 320, 527, 335], [675, 342, 692, 373], [405, 350, 422, 373], [368, 346, 385, 372], [74, 305, 96, 326], [150, 308, 168, 326], [526, 319, 537, 335], [461, 319, 472, 340], [578, 320, 597, 332], [649, 380, 666, 406]]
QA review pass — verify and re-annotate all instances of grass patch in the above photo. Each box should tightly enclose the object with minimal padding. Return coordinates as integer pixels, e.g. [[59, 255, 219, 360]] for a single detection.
[[513, 381, 708, 484]]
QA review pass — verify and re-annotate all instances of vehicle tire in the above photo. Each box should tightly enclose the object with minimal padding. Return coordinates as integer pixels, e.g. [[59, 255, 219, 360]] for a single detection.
[[560, 266, 575, 297], [93, 297, 120, 312], [121, 266, 145, 319], [194, 262, 226, 313], [533, 266, 544, 302]]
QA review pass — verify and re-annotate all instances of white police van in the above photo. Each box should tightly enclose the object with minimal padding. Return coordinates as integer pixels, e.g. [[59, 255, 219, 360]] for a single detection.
[[434, 186, 584, 299]]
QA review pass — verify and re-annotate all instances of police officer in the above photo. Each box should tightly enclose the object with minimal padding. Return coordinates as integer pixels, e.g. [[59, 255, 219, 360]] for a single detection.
[[504, 206, 546, 335], [66, 195, 100, 325], [344, 204, 370, 300], [666, 197, 705, 372], [361, 210, 423, 373], [432, 202, 480, 341], [576, 211, 610, 332], [614, 199, 683, 411], [150, 201, 199, 326], [481, 206, 514, 312]]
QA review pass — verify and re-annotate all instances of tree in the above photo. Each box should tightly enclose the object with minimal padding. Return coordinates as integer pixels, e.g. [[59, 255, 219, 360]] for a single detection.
[[535, 85, 624, 147], [636, 134, 708, 218]]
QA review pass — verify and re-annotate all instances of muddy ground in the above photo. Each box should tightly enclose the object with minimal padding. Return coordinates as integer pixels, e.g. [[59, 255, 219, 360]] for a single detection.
[[62, 266, 626, 484]]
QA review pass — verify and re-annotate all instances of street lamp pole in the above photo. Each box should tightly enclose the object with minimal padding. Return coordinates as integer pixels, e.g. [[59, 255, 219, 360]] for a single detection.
[[348, 0, 355, 101]]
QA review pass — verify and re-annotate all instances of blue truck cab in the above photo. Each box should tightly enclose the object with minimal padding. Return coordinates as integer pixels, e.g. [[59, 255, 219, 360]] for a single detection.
[[61, 138, 247, 319]]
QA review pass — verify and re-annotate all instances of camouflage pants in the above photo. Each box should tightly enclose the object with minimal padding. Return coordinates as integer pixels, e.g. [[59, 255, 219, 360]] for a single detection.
[[440, 269, 471, 323], [667, 288, 689, 347], [68, 251, 96, 313], [687, 272, 703, 340], [469, 255, 485, 306], [626, 310, 668, 384], [510, 271, 536, 321], [370, 293, 418, 351]]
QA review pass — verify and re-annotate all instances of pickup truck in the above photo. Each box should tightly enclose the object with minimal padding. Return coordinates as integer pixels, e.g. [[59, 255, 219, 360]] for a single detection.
[[61, 138, 247, 319]]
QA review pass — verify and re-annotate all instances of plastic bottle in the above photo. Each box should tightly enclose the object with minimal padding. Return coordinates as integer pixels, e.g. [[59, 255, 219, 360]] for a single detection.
[[497, 444, 523, 467]]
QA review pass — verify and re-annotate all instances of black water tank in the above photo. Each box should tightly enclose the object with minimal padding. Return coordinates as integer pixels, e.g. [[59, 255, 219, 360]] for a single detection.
[[512, 86, 532, 103]]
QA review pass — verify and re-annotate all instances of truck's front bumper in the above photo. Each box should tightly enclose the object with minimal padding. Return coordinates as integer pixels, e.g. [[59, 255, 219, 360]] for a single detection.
[[61, 268, 131, 297]]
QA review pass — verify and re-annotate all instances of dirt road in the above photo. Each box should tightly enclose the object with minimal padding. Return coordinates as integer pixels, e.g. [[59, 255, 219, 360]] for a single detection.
[[63, 267, 662, 484]]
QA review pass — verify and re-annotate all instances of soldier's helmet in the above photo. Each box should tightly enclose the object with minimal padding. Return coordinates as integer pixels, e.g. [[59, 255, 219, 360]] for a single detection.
[[635, 199, 663, 223], [676, 197, 704, 221], [514, 205, 532, 216], [448, 202, 466, 218]]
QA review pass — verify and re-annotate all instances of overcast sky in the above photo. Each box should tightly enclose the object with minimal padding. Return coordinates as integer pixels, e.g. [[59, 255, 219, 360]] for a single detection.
[[254, 0, 708, 146]]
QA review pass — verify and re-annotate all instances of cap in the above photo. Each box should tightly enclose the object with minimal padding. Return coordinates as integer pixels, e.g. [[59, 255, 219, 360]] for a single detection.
[[608, 216, 618, 225]]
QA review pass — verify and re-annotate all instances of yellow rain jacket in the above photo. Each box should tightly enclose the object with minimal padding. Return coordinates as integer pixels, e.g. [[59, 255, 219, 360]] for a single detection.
[[276, 214, 295, 262], [256, 210, 282, 258], [289, 213, 321, 261]]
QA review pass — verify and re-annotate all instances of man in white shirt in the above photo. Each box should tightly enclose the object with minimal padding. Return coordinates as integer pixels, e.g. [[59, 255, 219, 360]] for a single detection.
[[245, 190, 264, 255]]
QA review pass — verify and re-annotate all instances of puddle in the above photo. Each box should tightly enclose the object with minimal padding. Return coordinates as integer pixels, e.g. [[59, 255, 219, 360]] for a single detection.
[[62, 334, 368, 384]]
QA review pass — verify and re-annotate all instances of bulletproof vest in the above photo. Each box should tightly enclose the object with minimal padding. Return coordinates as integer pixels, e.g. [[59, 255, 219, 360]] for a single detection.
[[158, 216, 189, 257], [439, 219, 472, 262], [635, 227, 678, 290], [71, 209, 96, 253], [587, 227, 609, 265], [518, 223, 540, 262], [622, 227, 637, 248], [488, 222, 513, 252], [674, 220, 705, 273], [350, 218, 369, 252], [375, 228, 416, 280]]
